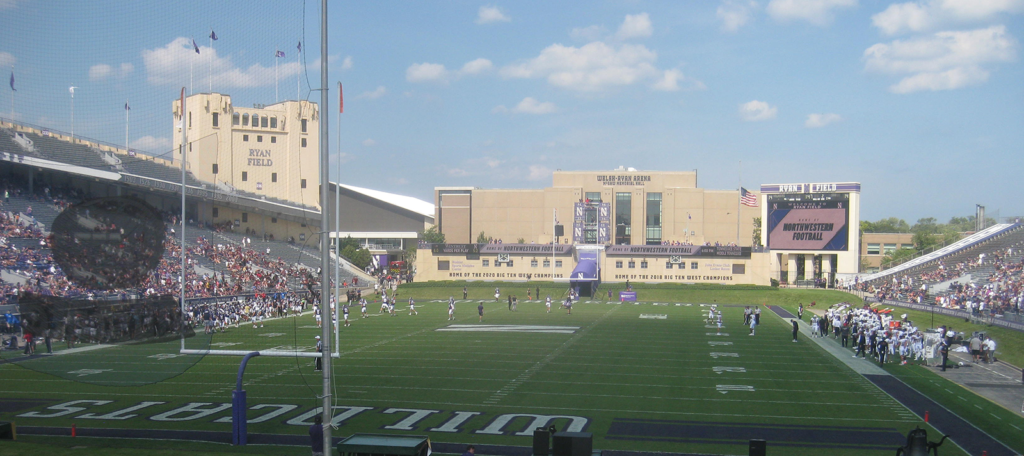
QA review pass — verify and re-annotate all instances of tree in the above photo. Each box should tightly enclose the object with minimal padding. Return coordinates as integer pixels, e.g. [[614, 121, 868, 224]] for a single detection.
[[752, 217, 762, 247], [861, 217, 910, 233], [476, 231, 492, 244], [881, 247, 917, 269], [420, 225, 445, 244], [339, 245, 372, 270], [912, 231, 939, 251], [517, 237, 525, 244], [912, 217, 939, 235]]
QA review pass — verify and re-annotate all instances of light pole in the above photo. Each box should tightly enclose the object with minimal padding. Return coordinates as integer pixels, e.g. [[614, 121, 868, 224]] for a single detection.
[[69, 86, 77, 140]]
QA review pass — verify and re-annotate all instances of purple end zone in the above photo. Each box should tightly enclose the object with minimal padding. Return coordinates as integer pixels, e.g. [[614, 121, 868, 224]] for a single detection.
[[766, 306, 796, 319], [863, 375, 1018, 456]]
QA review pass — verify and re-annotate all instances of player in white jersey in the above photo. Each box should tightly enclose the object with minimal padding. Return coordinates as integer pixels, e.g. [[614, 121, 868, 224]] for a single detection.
[[448, 297, 456, 320], [361, 299, 368, 318], [546, 295, 552, 313], [408, 298, 417, 315], [343, 303, 350, 327], [380, 298, 390, 314]]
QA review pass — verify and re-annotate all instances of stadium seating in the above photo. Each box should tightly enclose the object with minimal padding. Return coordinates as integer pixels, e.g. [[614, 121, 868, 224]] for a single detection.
[[20, 132, 112, 170]]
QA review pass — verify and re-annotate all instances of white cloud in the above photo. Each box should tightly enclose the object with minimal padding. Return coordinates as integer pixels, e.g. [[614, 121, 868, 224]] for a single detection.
[[407, 58, 494, 83], [476, 5, 510, 24], [142, 37, 327, 88], [863, 25, 1016, 93], [460, 58, 494, 75], [766, 0, 857, 26], [571, 25, 606, 42], [717, 0, 758, 32], [0, 0, 20, 10], [616, 13, 653, 40], [528, 165, 552, 180], [491, 105, 509, 114], [0, 51, 16, 68], [406, 62, 449, 82], [500, 41, 660, 92], [511, 97, 556, 114], [362, 138, 376, 147], [341, 56, 353, 70], [89, 62, 133, 81], [357, 86, 387, 99], [130, 136, 172, 152], [872, 0, 1024, 36], [653, 69, 699, 91], [805, 113, 842, 127], [739, 100, 777, 121]]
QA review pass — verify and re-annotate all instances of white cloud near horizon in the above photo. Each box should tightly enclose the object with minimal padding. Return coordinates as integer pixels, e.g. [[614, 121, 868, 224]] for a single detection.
[[89, 62, 134, 81], [872, 0, 1024, 36], [130, 135, 172, 152], [0, 51, 16, 68], [143, 37, 336, 88], [528, 165, 552, 180], [361, 138, 376, 146], [616, 13, 653, 40], [717, 0, 758, 32], [805, 113, 842, 127], [341, 56, 353, 70], [407, 58, 494, 83], [476, 5, 511, 24], [766, 0, 857, 26], [357, 86, 387, 99], [739, 100, 777, 121], [864, 25, 1016, 93]]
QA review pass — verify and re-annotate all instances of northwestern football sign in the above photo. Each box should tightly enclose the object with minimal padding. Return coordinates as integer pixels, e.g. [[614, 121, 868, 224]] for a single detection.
[[605, 245, 751, 258], [767, 193, 849, 251]]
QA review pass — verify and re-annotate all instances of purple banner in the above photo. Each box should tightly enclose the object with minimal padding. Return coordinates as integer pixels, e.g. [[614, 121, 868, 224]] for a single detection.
[[619, 291, 637, 302], [605, 245, 751, 258], [480, 244, 573, 255], [767, 193, 849, 251]]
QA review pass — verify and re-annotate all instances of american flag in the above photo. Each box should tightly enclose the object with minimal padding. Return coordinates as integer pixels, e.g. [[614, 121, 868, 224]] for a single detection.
[[740, 187, 758, 207]]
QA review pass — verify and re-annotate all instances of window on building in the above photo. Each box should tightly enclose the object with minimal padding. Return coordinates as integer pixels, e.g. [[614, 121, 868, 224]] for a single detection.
[[241, 213, 248, 223], [212, 164, 218, 174], [241, 171, 248, 181], [646, 193, 662, 245], [732, 264, 746, 274], [884, 243, 897, 254], [640, 261, 648, 269], [691, 262, 698, 270], [301, 119, 307, 132], [628, 261, 636, 269], [301, 138, 307, 147], [867, 243, 881, 255], [438, 260, 450, 271], [615, 261, 623, 268], [188, 112, 191, 128], [555, 260, 562, 268], [270, 136, 276, 143], [212, 112, 219, 127], [271, 218, 277, 223], [585, 192, 602, 203], [270, 117, 277, 129], [242, 134, 248, 142], [507, 260, 514, 267], [232, 113, 240, 125], [301, 179, 307, 189], [257, 135, 263, 142], [260, 116, 268, 128], [271, 173, 277, 183], [666, 262, 673, 269], [901, 244, 913, 250], [251, 114, 259, 128], [212, 207, 219, 218], [616, 192, 632, 245], [482, 259, 489, 267], [543, 259, 550, 268], [242, 113, 249, 126], [530, 259, 538, 267]]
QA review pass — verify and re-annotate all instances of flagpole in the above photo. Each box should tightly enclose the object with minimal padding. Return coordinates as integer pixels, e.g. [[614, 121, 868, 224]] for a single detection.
[[9, 65, 13, 120], [297, 43, 302, 101], [70, 86, 75, 141], [190, 38, 194, 96], [335, 80, 342, 353], [179, 87, 188, 353], [275, 50, 279, 103], [209, 30, 213, 93], [737, 160, 741, 245], [125, 99, 129, 152], [319, 0, 333, 450]]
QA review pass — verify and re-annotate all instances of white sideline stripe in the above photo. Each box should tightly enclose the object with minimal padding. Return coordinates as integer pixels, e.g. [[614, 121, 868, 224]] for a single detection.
[[55, 344, 114, 355], [443, 325, 580, 330], [436, 327, 578, 334]]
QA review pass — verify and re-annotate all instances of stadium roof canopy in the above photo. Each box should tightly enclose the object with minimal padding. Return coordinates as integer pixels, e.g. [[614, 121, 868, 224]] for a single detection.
[[336, 183, 434, 218]]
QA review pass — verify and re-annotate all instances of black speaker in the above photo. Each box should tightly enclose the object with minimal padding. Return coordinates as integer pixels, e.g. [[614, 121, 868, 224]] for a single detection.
[[749, 439, 766, 456], [533, 428, 550, 456], [555, 224, 564, 237], [552, 431, 591, 456], [0, 422, 14, 440]]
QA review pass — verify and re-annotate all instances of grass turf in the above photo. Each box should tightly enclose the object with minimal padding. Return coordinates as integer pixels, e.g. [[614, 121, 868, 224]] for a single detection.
[[2, 283, 1011, 456]]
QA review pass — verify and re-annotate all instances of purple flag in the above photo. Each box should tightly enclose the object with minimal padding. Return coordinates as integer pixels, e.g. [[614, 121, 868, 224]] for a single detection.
[[210, 30, 218, 41], [8, 72, 13, 92], [192, 39, 200, 54], [125, 102, 130, 111], [297, 41, 302, 52], [275, 50, 285, 58]]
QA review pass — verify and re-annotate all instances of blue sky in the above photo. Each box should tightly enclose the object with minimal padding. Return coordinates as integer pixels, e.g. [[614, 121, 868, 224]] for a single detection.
[[1, 0, 1021, 223]]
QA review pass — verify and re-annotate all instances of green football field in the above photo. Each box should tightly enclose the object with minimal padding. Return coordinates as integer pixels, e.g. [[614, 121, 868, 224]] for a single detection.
[[0, 285, 1012, 456]]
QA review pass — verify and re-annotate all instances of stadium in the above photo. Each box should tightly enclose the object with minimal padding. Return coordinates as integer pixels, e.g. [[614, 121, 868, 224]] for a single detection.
[[1, 3, 1023, 456]]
